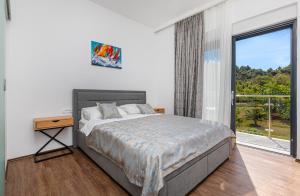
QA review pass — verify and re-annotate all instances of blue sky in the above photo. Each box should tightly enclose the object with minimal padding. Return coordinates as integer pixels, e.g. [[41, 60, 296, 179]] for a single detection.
[[236, 28, 291, 70]]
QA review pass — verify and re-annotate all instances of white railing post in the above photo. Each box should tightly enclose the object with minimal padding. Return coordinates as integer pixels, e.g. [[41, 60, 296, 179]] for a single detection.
[[264, 96, 273, 137], [267, 97, 272, 137]]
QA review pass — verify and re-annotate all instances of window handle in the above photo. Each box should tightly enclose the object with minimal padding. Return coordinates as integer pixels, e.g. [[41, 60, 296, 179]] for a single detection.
[[231, 91, 235, 105]]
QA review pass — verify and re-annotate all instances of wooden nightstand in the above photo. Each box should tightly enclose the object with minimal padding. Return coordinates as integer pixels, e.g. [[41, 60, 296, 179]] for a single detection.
[[154, 107, 165, 114], [33, 116, 74, 163]]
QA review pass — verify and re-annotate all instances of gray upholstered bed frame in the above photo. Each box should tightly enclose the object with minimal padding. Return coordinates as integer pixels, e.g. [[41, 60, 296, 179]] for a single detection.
[[73, 89, 231, 196]]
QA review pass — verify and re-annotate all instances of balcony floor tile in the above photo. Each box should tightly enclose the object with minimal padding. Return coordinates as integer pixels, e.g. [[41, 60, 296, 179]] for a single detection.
[[236, 131, 290, 155]]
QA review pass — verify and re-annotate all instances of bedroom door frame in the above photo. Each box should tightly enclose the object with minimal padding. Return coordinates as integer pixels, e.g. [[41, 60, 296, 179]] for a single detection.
[[231, 20, 297, 157]]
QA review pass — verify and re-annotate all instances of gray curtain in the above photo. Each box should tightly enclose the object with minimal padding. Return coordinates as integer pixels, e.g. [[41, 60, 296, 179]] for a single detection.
[[174, 13, 204, 118]]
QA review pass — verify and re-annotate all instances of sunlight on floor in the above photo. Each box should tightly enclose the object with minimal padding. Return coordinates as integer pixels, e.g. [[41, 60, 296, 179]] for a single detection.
[[237, 132, 290, 155]]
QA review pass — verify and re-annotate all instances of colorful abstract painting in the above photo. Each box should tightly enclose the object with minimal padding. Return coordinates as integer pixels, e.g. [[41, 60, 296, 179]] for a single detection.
[[91, 41, 122, 69]]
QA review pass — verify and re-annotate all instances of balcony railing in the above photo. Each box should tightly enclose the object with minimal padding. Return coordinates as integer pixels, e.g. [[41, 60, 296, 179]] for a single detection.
[[235, 94, 290, 140]]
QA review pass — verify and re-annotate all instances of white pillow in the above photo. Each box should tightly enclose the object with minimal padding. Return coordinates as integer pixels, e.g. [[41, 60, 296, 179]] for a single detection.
[[81, 106, 102, 121], [117, 107, 128, 117], [120, 104, 141, 114]]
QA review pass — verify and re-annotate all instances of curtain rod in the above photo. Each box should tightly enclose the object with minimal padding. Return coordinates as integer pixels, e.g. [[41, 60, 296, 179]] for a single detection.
[[154, 0, 226, 33]]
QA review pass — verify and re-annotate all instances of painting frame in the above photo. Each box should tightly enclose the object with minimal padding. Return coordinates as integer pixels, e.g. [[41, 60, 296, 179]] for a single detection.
[[91, 41, 122, 69]]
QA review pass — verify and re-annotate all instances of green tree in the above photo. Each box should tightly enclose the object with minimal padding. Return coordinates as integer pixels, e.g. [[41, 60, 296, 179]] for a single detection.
[[245, 107, 266, 127], [236, 65, 291, 121], [235, 107, 244, 127]]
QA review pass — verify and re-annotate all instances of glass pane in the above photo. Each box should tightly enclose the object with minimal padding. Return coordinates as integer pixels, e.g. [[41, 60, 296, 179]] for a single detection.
[[235, 28, 291, 154]]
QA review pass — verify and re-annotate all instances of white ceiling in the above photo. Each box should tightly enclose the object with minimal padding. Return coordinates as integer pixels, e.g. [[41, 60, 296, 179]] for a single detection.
[[89, 0, 214, 29]]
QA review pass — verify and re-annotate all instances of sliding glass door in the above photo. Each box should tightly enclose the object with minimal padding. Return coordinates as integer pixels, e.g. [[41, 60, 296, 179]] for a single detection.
[[0, 0, 5, 194], [231, 20, 297, 157]]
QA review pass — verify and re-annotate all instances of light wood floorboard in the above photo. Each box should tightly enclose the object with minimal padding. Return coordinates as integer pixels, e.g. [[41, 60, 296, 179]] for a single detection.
[[5, 145, 300, 196]]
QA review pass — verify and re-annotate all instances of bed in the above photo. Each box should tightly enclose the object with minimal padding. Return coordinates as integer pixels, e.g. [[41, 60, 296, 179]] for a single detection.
[[73, 89, 234, 196]]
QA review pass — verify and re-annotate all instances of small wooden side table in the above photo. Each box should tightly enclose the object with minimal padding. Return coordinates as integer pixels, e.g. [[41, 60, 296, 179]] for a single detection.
[[33, 116, 74, 163]]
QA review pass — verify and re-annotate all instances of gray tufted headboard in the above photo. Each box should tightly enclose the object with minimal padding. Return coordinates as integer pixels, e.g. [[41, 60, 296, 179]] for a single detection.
[[72, 89, 146, 146]]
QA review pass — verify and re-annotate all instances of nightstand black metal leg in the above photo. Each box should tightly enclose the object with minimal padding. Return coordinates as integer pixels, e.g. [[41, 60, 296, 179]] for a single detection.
[[40, 130, 73, 151], [34, 127, 73, 163]]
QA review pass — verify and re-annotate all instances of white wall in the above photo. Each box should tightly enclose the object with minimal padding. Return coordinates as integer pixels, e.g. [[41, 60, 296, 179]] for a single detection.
[[5, 0, 162, 159], [153, 25, 175, 114], [232, 3, 297, 35], [231, 0, 297, 24]]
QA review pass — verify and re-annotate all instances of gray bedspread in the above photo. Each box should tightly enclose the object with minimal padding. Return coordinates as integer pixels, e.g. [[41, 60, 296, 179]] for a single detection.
[[86, 115, 232, 196]]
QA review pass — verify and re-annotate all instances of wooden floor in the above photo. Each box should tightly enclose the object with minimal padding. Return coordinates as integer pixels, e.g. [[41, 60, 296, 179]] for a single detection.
[[5, 145, 300, 196]]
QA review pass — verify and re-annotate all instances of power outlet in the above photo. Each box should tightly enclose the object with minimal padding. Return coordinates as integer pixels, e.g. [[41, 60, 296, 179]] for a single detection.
[[62, 109, 72, 114]]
